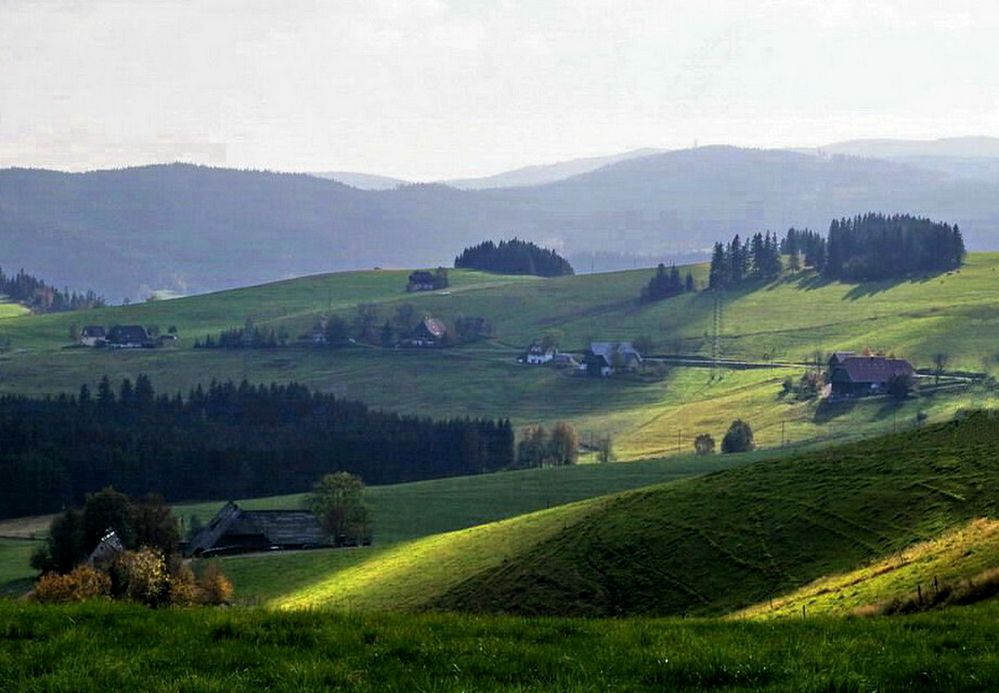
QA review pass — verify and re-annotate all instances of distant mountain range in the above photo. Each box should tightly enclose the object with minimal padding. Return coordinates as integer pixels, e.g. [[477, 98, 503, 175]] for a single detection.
[[3, 142, 999, 300], [309, 171, 408, 190]]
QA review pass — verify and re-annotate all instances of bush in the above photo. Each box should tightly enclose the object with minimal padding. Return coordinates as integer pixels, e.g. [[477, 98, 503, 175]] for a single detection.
[[721, 420, 755, 454], [33, 565, 111, 603], [112, 548, 169, 606], [694, 434, 715, 455], [198, 561, 234, 605]]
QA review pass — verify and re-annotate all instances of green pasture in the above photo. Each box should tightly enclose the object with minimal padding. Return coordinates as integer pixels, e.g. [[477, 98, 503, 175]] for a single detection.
[[0, 600, 995, 691]]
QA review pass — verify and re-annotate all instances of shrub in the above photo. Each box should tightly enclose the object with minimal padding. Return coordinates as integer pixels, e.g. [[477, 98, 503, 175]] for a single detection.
[[694, 434, 715, 455], [166, 555, 201, 606], [721, 420, 755, 454], [198, 561, 234, 605], [33, 564, 110, 603], [113, 548, 169, 606]]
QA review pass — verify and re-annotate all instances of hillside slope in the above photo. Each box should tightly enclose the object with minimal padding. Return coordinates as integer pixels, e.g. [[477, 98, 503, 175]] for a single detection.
[[430, 413, 999, 616]]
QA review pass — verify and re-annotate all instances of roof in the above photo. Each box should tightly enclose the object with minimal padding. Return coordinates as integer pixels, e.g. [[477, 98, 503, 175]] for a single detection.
[[420, 317, 447, 339], [187, 502, 327, 554], [831, 356, 914, 384], [81, 325, 106, 337], [87, 528, 124, 568], [409, 271, 435, 282], [108, 325, 149, 343], [528, 343, 555, 354], [589, 342, 643, 362]]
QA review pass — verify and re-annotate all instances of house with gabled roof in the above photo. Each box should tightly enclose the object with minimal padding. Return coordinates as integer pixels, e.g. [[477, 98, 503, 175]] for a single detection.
[[107, 324, 152, 348], [828, 354, 914, 397], [80, 325, 107, 347], [185, 501, 332, 557], [402, 317, 448, 348], [524, 342, 556, 365], [585, 342, 643, 377]]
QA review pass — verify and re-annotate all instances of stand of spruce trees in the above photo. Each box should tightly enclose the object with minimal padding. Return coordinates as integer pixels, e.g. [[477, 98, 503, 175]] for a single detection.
[[709, 214, 965, 289], [454, 239, 574, 277], [639, 263, 695, 303], [0, 377, 515, 519], [824, 213, 964, 280], [0, 266, 106, 313]]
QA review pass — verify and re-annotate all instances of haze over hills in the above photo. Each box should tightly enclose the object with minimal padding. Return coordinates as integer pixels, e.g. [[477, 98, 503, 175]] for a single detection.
[[309, 171, 408, 190], [443, 147, 665, 190], [4, 146, 999, 299]]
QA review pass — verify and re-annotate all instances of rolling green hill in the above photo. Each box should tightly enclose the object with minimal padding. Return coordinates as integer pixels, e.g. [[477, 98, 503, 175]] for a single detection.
[[0, 449, 764, 599], [1, 255, 998, 460], [259, 413, 998, 615]]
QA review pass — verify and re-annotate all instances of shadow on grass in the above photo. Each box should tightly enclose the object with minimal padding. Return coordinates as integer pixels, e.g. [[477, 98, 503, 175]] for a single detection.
[[789, 269, 943, 300], [813, 398, 856, 424]]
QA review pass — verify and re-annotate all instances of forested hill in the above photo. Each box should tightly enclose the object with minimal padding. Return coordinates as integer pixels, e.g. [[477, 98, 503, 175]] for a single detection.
[[3, 148, 999, 299]]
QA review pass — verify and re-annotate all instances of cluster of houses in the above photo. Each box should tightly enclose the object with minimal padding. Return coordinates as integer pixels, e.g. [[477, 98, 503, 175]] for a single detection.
[[78, 325, 176, 349], [827, 351, 915, 398], [522, 341, 644, 377]]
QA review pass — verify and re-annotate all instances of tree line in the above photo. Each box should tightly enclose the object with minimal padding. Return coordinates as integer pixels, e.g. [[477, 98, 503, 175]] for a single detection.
[[708, 213, 965, 289], [0, 376, 515, 519], [0, 266, 106, 313], [454, 239, 574, 277]]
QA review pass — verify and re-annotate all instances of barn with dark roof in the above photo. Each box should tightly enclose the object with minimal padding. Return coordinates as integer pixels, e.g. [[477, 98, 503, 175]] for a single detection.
[[828, 354, 915, 397], [186, 501, 330, 557]]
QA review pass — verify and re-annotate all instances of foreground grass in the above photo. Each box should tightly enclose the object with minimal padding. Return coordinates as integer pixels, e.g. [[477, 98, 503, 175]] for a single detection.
[[0, 600, 996, 691]]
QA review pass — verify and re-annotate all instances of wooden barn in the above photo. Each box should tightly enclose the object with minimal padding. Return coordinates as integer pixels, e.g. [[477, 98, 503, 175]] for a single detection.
[[186, 501, 329, 557], [828, 353, 915, 397]]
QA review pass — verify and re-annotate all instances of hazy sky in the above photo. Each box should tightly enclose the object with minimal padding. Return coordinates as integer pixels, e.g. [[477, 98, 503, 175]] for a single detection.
[[2, 0, 998, 180]]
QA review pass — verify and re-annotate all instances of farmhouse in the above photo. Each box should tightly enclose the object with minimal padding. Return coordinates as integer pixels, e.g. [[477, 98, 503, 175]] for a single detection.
[[585, 342, 643, 377], [524, 342, 556, 365], [186, 501, 329, 557], [407, 271, 437, 292], [87, 528, 124, 569], [107, 324, 152, 348], [403, 317, 448, 347], [828, 353, 915, 397], [79, 325, 107, 347]]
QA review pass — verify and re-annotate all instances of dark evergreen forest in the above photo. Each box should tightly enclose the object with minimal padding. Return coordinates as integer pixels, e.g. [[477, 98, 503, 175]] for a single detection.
[[454, 239, 574, 277], [0, 377, 515, 519]]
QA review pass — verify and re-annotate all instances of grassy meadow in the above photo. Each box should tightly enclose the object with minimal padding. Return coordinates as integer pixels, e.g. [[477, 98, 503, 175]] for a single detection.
[[0, 600, 996, 691]]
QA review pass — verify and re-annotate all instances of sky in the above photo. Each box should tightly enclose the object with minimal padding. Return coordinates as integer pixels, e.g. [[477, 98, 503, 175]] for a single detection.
[[1, 0, 998, 180]]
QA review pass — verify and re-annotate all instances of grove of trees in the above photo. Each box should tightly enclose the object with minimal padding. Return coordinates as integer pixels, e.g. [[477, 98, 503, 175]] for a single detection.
[[0, 266, 106, 313], [455, 239, 574, 277], [516, 423, 580, 467], [823, 213, 964, 281], [639, 263, 696, 303], [0, 376, 515, 519]]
